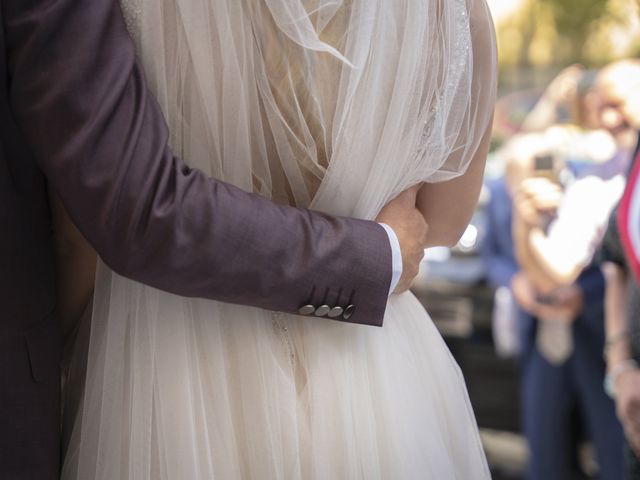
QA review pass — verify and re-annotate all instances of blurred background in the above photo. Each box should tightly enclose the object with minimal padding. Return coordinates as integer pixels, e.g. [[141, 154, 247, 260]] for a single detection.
[[411, 1, 640, 478]]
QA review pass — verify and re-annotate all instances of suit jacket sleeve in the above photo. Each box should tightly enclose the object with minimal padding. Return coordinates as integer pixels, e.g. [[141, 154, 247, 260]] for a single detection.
[[2, 0, 392, 326]]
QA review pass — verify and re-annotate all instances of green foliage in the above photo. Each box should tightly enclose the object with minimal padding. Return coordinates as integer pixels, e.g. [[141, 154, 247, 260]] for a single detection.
[[539, 0, 609, 34], [539, 0, 610, 61], [496, 0, 637, 68]]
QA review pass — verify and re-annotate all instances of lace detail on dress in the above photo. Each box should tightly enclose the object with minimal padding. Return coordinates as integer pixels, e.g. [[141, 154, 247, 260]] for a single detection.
[[412, 0, 471, 173], [120, 0, 142, 44], [452, 0, 471, 80]]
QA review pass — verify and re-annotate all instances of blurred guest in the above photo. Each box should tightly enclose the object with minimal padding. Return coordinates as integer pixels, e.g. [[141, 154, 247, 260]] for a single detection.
[[602, 199, 640, 479], [480, 148, 525, 358], [595, 59, 640, 479], [482, 129, 625, 480], [512, 61, 640, 290], [513, 128, 625, 290], [583, 60, 640, 152]]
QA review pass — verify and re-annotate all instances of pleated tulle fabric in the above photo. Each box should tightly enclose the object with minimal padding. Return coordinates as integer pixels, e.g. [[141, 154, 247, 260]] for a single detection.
[[62, 1, 497, 478]]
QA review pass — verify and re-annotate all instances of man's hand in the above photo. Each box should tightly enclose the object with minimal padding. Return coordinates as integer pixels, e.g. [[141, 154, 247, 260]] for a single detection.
[[615, 368, 640, 456], [376, 185, 428, 294]]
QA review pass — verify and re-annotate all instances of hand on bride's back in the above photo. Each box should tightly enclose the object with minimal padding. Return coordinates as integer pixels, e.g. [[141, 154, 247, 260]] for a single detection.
[[376, 185, 428, 294]]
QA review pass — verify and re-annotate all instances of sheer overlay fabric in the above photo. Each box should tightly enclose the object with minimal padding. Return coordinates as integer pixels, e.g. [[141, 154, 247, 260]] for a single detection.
[[62, 0, 497, 478]]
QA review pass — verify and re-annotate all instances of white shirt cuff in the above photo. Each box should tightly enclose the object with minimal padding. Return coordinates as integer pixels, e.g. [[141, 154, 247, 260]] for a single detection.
[[379, 223, 403, 295]]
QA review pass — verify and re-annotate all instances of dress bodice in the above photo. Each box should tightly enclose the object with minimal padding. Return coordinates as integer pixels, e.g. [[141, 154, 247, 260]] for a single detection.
[[119, 0, 495, 217]]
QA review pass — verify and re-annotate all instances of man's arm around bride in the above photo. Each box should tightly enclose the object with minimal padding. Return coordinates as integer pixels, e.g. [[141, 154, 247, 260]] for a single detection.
[[0, 1, 442, 478]]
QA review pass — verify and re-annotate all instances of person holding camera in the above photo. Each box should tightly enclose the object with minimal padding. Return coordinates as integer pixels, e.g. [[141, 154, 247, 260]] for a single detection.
[[483, 126, 626, 479], [595, 59, 640, 479]]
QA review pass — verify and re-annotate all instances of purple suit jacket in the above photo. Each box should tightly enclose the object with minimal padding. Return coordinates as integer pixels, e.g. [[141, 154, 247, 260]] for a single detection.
[[0, 1, 391, 477]]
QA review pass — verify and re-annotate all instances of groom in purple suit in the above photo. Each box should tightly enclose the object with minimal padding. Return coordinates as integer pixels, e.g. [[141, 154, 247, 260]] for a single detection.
[[0, 1, 427, 478]]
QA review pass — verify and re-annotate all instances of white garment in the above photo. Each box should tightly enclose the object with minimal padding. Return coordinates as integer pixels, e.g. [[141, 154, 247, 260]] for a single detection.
[[379, 223, 403, 294], [492, 286, 521, 358], [62, 1, 497, 478], [541, 174, 626, 278]]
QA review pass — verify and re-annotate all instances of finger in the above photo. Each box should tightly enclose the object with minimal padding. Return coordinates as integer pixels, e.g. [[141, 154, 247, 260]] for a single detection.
[[393, 279, 409, 295], [378, 187, 419, 216], [393, 184, 422, 206], [421, 231, 429, 249]]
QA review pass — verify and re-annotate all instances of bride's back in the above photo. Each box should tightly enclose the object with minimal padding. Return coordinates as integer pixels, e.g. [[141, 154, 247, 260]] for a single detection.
[[64, 4, 497, 478], [122, 0, 494, 216]]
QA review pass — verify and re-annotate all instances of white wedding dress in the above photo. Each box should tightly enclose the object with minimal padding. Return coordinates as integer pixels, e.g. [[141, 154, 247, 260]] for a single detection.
[[62, 1, 497, 478]]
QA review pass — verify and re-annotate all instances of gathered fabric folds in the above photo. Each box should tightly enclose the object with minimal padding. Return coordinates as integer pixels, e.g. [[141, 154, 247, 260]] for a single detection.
[[62, 0, 497, 478]]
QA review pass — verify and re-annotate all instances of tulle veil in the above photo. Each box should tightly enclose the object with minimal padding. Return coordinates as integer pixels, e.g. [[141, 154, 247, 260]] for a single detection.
[[62, 0, 497, 478]]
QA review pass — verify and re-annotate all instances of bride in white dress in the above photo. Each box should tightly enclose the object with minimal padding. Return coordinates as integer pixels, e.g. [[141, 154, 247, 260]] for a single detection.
[[62, 0, 497, 478]]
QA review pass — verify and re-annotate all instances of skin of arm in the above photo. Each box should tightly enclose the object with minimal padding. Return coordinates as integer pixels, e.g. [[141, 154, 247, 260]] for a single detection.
[[602, 261, 640, 456], [417, 120, 493, 248], [511, 177, 581, 290], [512, 210, 559, 293], [523, 174, 598, 288], [416, 0, 497, 248], [527, 227, 585, 286], [512, 200, 585, 321], [603, 262, 632, 367], [513, 224, 586, 322]]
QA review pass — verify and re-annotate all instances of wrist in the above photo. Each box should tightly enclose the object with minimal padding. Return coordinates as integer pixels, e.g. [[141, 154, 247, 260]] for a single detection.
[[604, 358, 639, 398], [604, 330, 632, 364]]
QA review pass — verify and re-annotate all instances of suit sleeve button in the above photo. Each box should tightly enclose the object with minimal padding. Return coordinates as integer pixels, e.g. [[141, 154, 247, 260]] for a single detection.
[[314, 305, 331, 317], [328, 306, 344, 318], [298, 305, 316, 315], [343, 305, 355, 320]]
